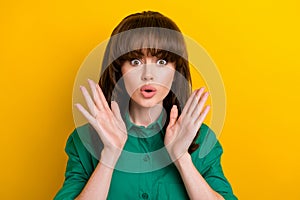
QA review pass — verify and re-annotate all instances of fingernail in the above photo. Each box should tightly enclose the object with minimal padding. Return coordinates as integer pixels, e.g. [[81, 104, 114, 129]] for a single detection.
[[88, 78, 94, 84], [196, 88, 203, 95], [87, 79, 91, 85]]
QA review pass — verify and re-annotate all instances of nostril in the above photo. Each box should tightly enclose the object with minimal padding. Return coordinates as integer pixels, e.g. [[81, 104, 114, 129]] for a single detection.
[[141, 75, 154, 81]]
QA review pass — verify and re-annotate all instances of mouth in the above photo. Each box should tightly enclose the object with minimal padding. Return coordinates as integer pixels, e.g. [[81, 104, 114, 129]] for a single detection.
[[140, 85, 157, 98]]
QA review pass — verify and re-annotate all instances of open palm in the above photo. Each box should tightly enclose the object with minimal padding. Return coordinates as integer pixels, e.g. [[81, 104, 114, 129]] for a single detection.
[[75, 79, 127, 167], [165, 88, 210, 161]]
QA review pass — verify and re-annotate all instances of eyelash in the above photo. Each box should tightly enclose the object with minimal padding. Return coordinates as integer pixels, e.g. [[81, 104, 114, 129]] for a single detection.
[[130, 59, 168, 66]]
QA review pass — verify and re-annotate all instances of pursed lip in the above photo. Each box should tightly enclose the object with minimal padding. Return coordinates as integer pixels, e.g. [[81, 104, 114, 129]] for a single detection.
[[140, 85, 157, 92], [140, 85, 157, 98]]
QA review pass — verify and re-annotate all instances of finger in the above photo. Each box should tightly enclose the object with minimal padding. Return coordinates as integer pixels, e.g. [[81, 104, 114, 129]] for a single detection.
[[195, 105, 210, 128], [80, 85, 98, 117], [95, 82, 110, 110], [74, 103, 95, 123], [181, 89, 198, 116], [87, 79, 102, 111], [191, 91, 209, 119], [111, 101, 123, 123], [186, 87, 205, 116], [167, 105, 178, 128]]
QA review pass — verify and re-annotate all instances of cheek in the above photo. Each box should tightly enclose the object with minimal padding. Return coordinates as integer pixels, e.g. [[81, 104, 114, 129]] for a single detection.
[[155, 69, 175, 89], [122, 71, 142, 96], [123, 76, 135, 96]]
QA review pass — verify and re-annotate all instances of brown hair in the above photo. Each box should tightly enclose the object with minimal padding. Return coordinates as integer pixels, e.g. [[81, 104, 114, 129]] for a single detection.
[[98, 11, 199, 154]]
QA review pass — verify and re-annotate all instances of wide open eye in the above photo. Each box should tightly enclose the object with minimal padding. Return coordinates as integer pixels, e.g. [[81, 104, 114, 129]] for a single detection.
[[156, 59, 168, 65], [130, 59, 142, 66]]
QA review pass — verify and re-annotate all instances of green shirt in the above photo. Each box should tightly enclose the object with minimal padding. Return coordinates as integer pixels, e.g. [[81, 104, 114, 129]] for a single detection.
[[54, 111, 237, 200]]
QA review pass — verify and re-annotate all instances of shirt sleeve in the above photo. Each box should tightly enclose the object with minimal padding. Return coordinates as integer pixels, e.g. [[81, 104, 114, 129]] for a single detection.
[[54, 130, 89, 200], [202, 142, 238, 200], [192, 124, 238, 200]]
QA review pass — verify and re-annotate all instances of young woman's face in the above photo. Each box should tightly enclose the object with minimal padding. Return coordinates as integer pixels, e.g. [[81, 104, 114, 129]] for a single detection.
[[121, 52, 176, 108]]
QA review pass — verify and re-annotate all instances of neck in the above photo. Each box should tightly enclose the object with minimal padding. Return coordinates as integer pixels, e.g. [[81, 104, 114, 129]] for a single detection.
[[128, 101, 163, 128]]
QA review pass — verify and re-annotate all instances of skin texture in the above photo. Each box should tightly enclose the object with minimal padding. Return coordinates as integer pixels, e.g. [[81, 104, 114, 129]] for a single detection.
[[74, 54, 224, 200], [165, 88, 210, 161], [120, 55, 175, 126], [76, 80, 127, 167]]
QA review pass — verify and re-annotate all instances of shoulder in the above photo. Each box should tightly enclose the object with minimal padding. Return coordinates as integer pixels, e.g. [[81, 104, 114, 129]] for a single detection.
[[65, 123, 92, 151], [65, 124, 101, 167], [198, 123, 222, 155], [190, 123, 223, 170]]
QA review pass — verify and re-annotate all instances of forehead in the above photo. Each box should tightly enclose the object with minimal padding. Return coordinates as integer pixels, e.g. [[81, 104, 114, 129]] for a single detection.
[[109, 27, 187, 61], [129, 48, 169, 57]]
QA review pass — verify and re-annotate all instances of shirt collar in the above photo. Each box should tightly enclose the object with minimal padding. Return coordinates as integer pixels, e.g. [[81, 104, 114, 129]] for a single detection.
[[124, 109, 166, 133]]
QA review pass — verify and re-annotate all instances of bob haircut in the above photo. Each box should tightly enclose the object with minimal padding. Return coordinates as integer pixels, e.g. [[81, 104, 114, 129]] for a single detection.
[[98, 11, 200, 153]]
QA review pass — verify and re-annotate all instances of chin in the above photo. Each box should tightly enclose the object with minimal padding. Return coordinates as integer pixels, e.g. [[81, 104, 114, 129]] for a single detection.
[[131, 97, 163, 109], [136, 100, 161, 108]]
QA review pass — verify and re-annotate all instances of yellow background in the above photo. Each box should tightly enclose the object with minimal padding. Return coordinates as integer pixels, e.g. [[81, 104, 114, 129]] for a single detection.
[[1, 0, 299, 199]]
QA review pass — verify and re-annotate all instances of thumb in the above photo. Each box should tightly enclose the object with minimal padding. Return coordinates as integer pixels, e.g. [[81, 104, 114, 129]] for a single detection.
[[168, 105, 178, 128]]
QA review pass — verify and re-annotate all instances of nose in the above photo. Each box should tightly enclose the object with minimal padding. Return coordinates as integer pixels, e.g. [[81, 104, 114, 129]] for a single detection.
[[141, 64, 154, 81]]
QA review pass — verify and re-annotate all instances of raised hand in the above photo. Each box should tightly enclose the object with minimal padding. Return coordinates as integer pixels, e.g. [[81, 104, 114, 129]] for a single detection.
[[164, 87, 210, 161], [75, 79, 128, 168]]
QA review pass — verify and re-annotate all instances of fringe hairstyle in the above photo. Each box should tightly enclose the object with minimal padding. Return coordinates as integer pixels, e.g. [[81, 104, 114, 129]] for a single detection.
[[98, 11, 200, 154]]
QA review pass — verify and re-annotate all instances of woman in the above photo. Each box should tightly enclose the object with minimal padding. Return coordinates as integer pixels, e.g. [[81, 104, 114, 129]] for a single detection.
[[55, 11, 237, 200]]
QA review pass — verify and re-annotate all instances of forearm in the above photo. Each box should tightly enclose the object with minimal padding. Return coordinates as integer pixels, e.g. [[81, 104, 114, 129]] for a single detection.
[[75, 149, 121, 200], [75, 162, 113, 200], [174, 153, 224, 200]]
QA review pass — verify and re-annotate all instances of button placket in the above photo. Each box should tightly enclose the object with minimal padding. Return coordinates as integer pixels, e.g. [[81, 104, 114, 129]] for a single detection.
[[142, 192, 149, 199], [143, 154, 150, 162]]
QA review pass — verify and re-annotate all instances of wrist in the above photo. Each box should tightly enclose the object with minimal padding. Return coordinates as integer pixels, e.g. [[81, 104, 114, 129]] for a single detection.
[[173, 152, 192, 169], [100, 147, 122, 168]]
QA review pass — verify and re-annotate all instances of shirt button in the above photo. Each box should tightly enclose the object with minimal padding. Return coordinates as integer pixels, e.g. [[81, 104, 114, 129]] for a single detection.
[[142, 192, 149, 199], [143, 155, 150, 162]]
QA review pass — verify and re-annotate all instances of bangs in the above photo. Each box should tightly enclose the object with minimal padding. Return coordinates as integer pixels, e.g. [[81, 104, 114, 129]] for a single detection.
[[108, 27, 187, 63], [119, 48, 179, 63]]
